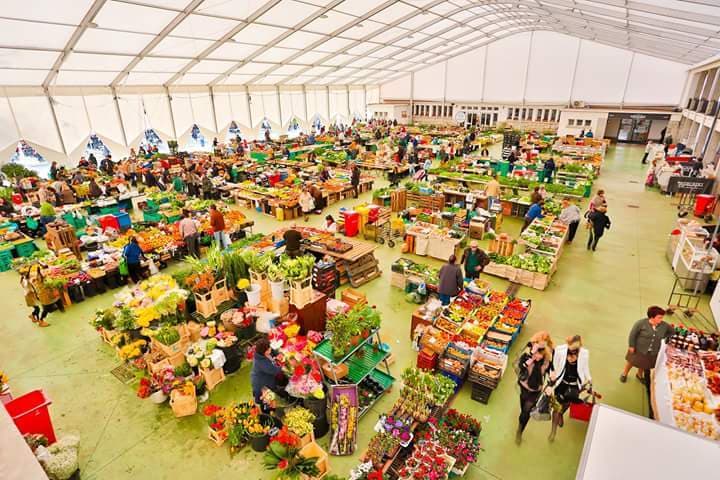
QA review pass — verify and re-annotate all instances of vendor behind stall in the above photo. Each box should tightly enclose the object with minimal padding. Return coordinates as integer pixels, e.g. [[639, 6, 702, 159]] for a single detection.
[[284, 228, 302, 258], [251, 337, 283, 407]]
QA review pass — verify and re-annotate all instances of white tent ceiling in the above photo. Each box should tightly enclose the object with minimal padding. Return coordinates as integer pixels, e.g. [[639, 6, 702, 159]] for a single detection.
[[0, 0, 718, 88]]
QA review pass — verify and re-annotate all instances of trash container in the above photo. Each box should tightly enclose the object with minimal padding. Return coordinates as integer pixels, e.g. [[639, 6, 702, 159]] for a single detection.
[[694, 194, 714, 217], [5, 390, 56, 444], [343, 211, 360, 237]]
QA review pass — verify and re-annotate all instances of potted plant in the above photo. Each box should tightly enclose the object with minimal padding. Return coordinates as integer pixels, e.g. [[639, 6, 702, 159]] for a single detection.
[[248, 413, 273, 452], [327, 312, 352, 359]]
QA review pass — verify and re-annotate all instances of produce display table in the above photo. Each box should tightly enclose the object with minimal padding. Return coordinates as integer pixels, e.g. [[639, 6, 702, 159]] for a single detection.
[[404, 221, 464, 261]]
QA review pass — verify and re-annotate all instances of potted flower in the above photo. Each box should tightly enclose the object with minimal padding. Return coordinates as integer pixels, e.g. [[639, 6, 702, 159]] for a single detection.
[[203, 404, 229, 446], [148, 367, 177, 403], [247, 412, 272, 452]]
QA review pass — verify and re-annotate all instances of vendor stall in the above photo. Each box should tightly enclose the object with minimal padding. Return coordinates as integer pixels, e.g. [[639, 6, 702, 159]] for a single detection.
[[404, 221, 465, 261]]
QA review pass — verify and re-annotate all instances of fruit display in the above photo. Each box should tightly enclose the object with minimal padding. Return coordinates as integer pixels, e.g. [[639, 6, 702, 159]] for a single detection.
[[662, 344, 720, 441]]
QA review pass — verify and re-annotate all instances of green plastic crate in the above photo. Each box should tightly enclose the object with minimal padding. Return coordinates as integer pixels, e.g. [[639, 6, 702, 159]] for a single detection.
[[143, 211, 164, 223], [15, 241, 36, 258], [368, 368, 395, 390], [346, 344, 389, 384], [99, 206, 120, 215], [166, 214, 182, 224]]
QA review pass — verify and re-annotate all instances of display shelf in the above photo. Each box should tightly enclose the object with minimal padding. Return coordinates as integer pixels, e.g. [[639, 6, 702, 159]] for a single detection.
[[314, 328, 379, 365], [346, 345, 390, 384]]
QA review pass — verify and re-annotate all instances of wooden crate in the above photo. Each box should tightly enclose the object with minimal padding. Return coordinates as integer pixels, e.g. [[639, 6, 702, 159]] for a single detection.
[[194, 291, 217, 319], [250, 270, 270, 297], [321, 361, 349, 380], [170, 389, 197, 417], [145, 349, 171, 374], [390, 189, 407, 212], [489, 235, 514, 256], [153, 335, 189, 358], [201, 367, 226, 391], [208, 427, 227, 446], [299, 442, 329, 479], [532, 273, 550, 290], [341, 288, 367, 309], [211, 279, 231, 306]]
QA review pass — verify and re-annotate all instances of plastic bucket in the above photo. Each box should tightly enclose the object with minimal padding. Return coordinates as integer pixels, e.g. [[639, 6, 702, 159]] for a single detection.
[[249, 432, 269, 452], [5, 389, 56, 444], [246, 284, 262, 306], [269, 280, 285, 300]]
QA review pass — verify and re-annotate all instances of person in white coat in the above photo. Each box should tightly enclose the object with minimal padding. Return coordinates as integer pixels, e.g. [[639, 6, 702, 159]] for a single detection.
[[549, 335, 592, 441]]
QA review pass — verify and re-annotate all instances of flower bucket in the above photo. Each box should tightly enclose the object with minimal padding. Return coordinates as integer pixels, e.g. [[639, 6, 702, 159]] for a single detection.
[[249, 431, 270, 452], [269, 279, 285, 300], [149, 390, 168, 404], [246, 284, 262, 306]]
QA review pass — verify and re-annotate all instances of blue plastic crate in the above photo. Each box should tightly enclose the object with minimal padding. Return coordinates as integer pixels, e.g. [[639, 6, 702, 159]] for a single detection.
[[114, 212, 132, 230]]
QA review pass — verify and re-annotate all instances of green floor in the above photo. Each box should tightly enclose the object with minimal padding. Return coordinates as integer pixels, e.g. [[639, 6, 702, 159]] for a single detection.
[[2, 144, 711, 479]]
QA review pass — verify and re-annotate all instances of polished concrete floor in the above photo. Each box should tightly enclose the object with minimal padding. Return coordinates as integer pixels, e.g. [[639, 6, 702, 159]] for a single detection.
[[1, 143, 710, 479]]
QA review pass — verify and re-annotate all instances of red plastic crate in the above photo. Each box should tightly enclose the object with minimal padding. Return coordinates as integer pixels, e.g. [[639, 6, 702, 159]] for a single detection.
[[4, 389, 56, 444]]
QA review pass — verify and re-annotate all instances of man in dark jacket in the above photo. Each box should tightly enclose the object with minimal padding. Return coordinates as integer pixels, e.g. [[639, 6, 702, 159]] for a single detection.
[[351, 163, 360, 198], [251, 338, 282, 406], [587, 207, 611, 251], [461, 241, 489, 279], [543, 157, 556, 183], [437, 254, 464, 305]]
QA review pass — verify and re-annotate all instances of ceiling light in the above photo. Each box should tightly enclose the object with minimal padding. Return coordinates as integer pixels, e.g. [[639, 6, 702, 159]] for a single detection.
[[320, 14, 328, 19], [356, 23, 364, 27], [87, 21, 98, 28]]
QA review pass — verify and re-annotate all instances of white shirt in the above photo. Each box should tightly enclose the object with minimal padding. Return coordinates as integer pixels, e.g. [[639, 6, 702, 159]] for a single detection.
[[325, 222, 337, 233], [552, 344, 591, 386]]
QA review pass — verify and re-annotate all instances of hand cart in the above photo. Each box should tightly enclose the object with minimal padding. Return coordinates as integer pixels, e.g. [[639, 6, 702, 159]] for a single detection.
[[677, 182, 706, 218]]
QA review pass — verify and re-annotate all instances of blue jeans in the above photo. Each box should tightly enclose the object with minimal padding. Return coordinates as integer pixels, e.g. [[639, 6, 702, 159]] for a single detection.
[[214, 231, 227, 250], [439, 293, 451, 305]]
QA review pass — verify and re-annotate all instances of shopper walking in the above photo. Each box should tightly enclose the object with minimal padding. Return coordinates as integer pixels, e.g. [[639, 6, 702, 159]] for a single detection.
[[209, 204, 228, 250], [559, 199, 582, 243], [543, 157, 556, 183], [515, 331, 554, 444], [299, 188, 315, 222], [548, 335, 592, 441], [21, 267, 52, 327], [123, 236, 145, 284], [620, 306, 672, 419], [179, 210, 200, 258], [642, 140, 653, 164], [590, 189, 607, 211], [461, 241, 489, 280], [586, 207, 611, 251], [437, 254, 464, 305], [485, 174, 501, 209]]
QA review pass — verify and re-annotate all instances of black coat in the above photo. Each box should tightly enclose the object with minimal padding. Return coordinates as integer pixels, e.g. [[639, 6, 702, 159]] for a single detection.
[[588, 210, 611, 237]]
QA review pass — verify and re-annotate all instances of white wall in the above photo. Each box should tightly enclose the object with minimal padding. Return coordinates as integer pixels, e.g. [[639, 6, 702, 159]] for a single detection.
[[381, 31, 688, 107], [0, 85, 378, 165], [557, 110, 609, 138]]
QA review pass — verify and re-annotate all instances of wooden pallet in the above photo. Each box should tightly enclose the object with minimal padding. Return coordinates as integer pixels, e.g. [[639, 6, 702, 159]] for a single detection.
[[344, 253, 382, 287]]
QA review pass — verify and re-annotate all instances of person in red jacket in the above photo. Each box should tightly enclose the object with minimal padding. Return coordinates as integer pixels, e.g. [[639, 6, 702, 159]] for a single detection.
[[209, 205, 227, 249]]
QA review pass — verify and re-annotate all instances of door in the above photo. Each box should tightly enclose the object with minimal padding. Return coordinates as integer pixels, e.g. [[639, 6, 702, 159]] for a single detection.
[[618, 118, 634, 142]]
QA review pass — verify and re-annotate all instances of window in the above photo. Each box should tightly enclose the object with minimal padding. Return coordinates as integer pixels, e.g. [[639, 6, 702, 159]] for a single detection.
[[584, 119, 592, 126], [536, 109, 543, 121], [514, 108, 520, 120], [431, 105, 436, 116], [527, 108, 533, 121], [550, 109, 557, 122], [493, 112, 498, 123], [543, 109, 549, 121], [448, 105, 453, 118], [507, 108, 513, 119], [568, 119, 575, 126]]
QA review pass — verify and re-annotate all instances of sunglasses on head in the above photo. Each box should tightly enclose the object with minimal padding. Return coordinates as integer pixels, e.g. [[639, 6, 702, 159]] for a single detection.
[[568, 349, 579, 355]]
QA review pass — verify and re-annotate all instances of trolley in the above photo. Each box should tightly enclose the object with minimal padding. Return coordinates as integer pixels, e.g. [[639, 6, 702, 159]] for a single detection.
[[676, 182, 706, 218]]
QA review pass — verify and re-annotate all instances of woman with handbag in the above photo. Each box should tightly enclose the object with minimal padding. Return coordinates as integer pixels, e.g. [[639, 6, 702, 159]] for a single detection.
[[548, 335, 592, 442], [24, 265, 64, 327], [515, 331, 554, 444]]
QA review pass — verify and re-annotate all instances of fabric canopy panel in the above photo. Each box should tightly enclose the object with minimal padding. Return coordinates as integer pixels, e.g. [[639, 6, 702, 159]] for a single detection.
[[446, 46, 486, 102], [249, 89, 281, 127], [142, 93, 175, 139], [84, 94, 125, 147], [414, 62, 446, 102], [116, 93, 145, 146], [572, 42, 634, 104], [623, 55, 688, 106], [329, 87, 349, 121], [483, 32, 531, 103], [0, 97, 19, 151], [525, 32, 580, 104], [349, 88, 365, 117], [53, 95, 90, 154], [8, 95, 62, 152]]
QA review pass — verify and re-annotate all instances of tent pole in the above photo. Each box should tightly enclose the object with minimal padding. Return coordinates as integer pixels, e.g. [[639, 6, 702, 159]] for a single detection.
[[209, 87, 219, 134], [165, 87, 177, 141], [44, 87, 67, 157], [111, 87, 128, 148]]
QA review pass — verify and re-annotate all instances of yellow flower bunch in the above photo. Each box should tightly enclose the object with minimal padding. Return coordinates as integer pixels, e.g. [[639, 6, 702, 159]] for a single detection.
[[284, 324, 300, 338], [0, 370, 9, 385], [118, 339, 147, 360], [135, 307, 160, 327], [177, 381, 195, 396], [243, 416, 268, 436]]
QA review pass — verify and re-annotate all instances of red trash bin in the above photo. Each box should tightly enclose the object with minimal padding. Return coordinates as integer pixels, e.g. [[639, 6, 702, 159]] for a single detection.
[[343, 211, 360, 237], [4, 389, 56, 444], [694, 194, 714, 217], [99, 214, 120, 232], [11, 193, 22, 205]]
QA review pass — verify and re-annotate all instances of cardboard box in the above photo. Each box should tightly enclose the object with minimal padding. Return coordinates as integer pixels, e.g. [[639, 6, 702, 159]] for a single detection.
[[271, 298, 290, 317]]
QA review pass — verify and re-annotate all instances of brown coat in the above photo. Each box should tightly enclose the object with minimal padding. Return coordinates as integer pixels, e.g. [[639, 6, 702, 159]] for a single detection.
[[210, 209, 225, 232]]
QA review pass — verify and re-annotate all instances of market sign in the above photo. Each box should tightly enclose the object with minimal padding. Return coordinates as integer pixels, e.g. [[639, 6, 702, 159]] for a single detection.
[[667, 176, 714, 194]]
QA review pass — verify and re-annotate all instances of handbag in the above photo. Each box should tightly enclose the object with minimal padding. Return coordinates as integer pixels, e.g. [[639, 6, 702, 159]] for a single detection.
[[530, 392, 552, 422], [118, 258, 129, 276]]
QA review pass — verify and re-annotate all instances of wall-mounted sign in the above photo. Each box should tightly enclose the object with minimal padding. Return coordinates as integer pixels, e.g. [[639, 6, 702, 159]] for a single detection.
[[454, 110, 466, 123]]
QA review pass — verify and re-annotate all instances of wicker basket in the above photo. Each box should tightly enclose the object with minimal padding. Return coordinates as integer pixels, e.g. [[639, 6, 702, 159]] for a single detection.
[[194, 291, 217, 319], [289, 277, 313, 309], [201, 367, 226, 391], [170, 389, 197, 417], [145, 349, 171, 374], [153, 335, 189, 358]]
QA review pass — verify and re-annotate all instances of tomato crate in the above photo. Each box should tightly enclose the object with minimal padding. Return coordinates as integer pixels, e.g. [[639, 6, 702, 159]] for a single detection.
[[416, 350, 438, 370]]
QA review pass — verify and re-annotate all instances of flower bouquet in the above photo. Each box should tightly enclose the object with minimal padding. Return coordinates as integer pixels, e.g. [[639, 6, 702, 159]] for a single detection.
[[329, 393, 358, 456], [203, 404, 229, 445], [263, 428, 321, 480], [283, 407, 316, 445], [443, 409, 482, 437]]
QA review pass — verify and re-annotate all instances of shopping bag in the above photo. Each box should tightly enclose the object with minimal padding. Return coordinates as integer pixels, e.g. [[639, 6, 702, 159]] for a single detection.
[[147, 259, 160, 275], [118, 258, 129, 276], [569, 401, 594, 422], [530, 393, 552, 422]]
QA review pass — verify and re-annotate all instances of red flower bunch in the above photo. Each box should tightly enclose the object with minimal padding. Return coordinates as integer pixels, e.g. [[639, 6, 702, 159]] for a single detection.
[[368, 470, 384, 480], [277, 459, 288, 470], [136, 377, 151, 399], [271, 426, 299, 447], [203, 404, 222, 417]]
